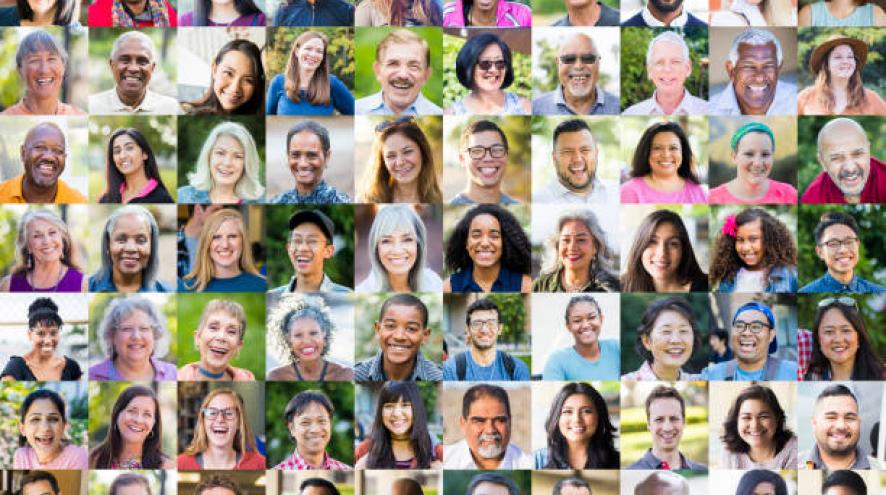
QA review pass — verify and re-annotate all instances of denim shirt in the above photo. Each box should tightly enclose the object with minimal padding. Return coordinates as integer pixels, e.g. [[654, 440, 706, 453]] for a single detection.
[[88, 271, 172, 292], [717, 265, 797, 293], [799, 272, 885, 293]]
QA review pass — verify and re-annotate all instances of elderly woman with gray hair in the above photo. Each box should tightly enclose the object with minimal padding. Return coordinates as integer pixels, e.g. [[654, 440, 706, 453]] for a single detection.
[[532, 209, 620, 292], [266, 294, 353, 381], [89, 205, 170, 292], [1, 209, 86, 292], [3, 30, 85, 115], [89, 296, 176, 381]]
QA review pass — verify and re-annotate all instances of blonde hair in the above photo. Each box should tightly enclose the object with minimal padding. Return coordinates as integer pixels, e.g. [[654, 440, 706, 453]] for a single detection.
[[284, 31, 331, 106], [197, 299, 247, 342], [758, 0, 793, 25], [12, 209, 81, 275], [183, 388, 258, 457], [187, 122, 265, 201], [182, 209, 262, 292]]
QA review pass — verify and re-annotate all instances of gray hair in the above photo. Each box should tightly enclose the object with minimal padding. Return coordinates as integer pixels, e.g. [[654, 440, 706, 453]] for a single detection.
[[110, 31, 157, 62], [646, 31, 690, 67], [267, 294, 334, 365], [287, 121, 331, 156], [97, 205, 160, 289], [541, 209, 617, 275], [634, 472, 689, 495], [98, 296, 170, 360], [816, 117, 870, 153], [728, 28, 783, 66], [366, 205, 430, 292], [187, 122, 265, 201], [16, 30, 68, 71], [14, 209, 78, 274]]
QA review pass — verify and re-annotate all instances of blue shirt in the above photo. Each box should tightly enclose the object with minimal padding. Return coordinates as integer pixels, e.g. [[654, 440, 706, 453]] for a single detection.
[[266, 74, 354, 115], [273, 0, 354, 26], [448, 265, 523, 292], [355, 91, 443, 115], [448, 192, 519, 205], [176, 185, 262, 204], [269, 181, 351, 204], [542, 340, 621, 380], [799, 272, 885, 293], [717, 264, 797, 293], [702, 356, 797, 381], [532, 85, 620, 115], [88, 271, 172, 292], [178, 272, 267, 292], [442, 350, 530, 381]]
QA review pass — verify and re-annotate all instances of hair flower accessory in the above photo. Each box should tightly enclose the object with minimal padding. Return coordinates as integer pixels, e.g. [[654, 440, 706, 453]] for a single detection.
[[723, 215, 737, 237]]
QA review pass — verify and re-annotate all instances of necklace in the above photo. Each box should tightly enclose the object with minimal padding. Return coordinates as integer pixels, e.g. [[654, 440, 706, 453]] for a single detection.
[[293, 360, 328, 381], [198, 366, 227, 379]]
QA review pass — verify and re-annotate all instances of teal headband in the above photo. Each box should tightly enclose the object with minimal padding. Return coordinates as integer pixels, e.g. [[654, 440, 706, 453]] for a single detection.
[[730, 122, 775, 152]]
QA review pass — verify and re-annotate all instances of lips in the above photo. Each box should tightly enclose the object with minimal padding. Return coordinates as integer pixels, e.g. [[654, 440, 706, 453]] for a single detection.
[[208, 344, 229, 360], [648, 259, 670, 272], [34, 160, 59, 179], [294, 165, 318, 182], [299, 346, 318, 358], [477, 166, 500, 178], [120, 74, 144, 90], [119, 255, 142, 271], [384, 255, 412, 267], [563, 252, 583, 264], [838, 167, 864, 188], [740, 251, 759, 265], [738, 338, 757, 353], [36, 77, 54, 86], [386, 342, 413, 357], [219, 88, 243, 108], [214, 167, 239, 180], [390, 79, 414, 91]]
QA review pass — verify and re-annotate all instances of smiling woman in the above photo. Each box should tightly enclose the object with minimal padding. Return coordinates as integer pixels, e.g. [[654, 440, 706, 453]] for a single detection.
[[0, 0, 78, 25], [178, 299, 255, 381], [99, 128, 174, 204], [3, 30, 84, 115], [89, 385, 175, 468], [1, 209, 86, 292], [184, 39, 265, 115], [178, 388, 266, 469], [720, 384, 797, 468], [622, 296, 701, 380], [89, 205, 171, 292], [14, 389, 87, 469], [2, 298, 83, 380], [178, 122, 265, 204], [445, 33, 530, 115]]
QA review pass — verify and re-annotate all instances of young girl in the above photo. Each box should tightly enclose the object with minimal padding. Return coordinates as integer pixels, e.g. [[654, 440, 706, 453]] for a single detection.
[[710, 208, 797, 292], [15, 389, 88, 469]]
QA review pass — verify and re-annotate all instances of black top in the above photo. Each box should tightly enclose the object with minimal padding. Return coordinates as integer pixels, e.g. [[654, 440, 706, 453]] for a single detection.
[[99, 185, 175, 204], [690, 274, 710, 292], [1, 356, 83, 381]]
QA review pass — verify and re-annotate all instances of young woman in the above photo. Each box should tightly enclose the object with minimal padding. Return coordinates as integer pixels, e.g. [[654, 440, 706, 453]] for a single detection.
[[183, 39, 265, 115], [355, 0, 441, 25], [443, 204, 531, 293], [533, 209, 620, 292], [178, 122, 265, 204], [354, 381, 442, 469], [15, 389, 87, 468], [89, 385, 175, 468], [709, 122, 797, 204], [621, 210, 709, 292], [266, 31, 354, 116], [534, 382, 619, 469], [720, 385, 797, 468], [3, 30, 85, 115], [267, 294, 354, 381], [358, 118, 443, 203], [356, 205, 442, 292], [0, 210, 86, 292], [88, 206, 170, 293], [710, 0, 795, 25], [1, 298, 82, 381], [178, 300, 255, 381], [179, 208, 266, 292], [797, 35, 886, 115], [99, 128, 174, 204], [178, 388, 266, 469], [0, 0, 78, 25], [620, 122, 707, 204], [734, 470, 789, 495], [799, 0, 885, 26], [710, 208, 798, 293], [442, 0, 531, 26], [804, 297, 885, 380], [445, 33, 530, 115], [622, 296, 701, 380], [180, 0, 265, 25]]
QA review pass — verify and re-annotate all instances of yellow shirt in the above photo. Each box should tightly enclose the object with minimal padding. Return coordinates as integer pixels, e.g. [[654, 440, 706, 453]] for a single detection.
[[0, 174, 87, 203]]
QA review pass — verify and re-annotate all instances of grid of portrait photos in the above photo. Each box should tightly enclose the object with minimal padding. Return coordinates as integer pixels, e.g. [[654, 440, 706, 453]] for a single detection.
[[0, 0, 882, 493]]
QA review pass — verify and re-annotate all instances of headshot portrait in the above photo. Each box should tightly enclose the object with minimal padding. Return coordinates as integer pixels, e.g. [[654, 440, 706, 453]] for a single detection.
[[798, 469, 880, 495], [443, 472, 530, 495], [0, 0, 81, 25], [175, 471, 267, 495], [621, 471, 706, 495], [87, 470, 176, 495], [10, 467, 87, 495], [7, 385, 88, 469], [530, 0, 620, 24], [178, 0, 266, 25], [620, 0, 708, 25], [271, 0, 354, 25], [530, 472, 620, 495], [359, 472, 437, 495], [355, 0, 441, 25], [441, 0, 531, 26]]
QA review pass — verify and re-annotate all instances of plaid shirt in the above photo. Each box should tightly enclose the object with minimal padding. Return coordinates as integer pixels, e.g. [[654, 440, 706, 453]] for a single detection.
[[274, 450, 351, 470], [353, 351, 443, 381], [797, 329, 812, 380]]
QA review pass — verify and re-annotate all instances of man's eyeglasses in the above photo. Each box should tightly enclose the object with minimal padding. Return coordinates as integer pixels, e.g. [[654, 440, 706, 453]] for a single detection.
[[465, 145, 507, 159], [819, 237, 859, 252], [817, 297, 857, 309], [477, 60, 507, 71], [469, 319, 500, 331], [559, 54, 599, 65], [731, 321, 770, 334]]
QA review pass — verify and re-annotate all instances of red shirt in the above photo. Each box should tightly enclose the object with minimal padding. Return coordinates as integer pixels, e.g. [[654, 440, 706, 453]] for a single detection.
[[802, 156, 886, 204]]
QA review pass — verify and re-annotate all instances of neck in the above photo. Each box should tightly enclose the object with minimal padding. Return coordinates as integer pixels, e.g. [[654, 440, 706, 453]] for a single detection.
[[202, 445, 238, 468], [737, 357, 767, 373], [819, 446, 856, 470], [32, 260, 63, 279], [562, 86, 596, 114], [215, 264, 242, 278], [647, 173, 682, 189], [383, 356, 415, 381], [470, 88, 505, 110], [295, 271, 324, 292], [470, 346, 497, 366], [561, 268, 588, 291], [828, 268, 854, 285], [566, 441, 588, 469], [114, 356, 153, 379], [392, 182, 421, 203], [25, 349, 55, 365], [390, 437, 414, 460], [747, 444, 776, 463], [830, 359, 855, 380], [296, 358, 324, 378], [22, 93, 58, 115], [199, 358, 227, 377], [34, 445, 63, 464], [119, 442, 143, 462], [116, 86, 147, 107], [210, 186, 238, 203], [469, 5, 497, 24], [28, 7, 56, 24], [295, 182, 318, 197], [844, 193, 861, 204], [299, 69, 315, 88], [730, 177, 769, 200], [649, 3, 682, 24], [388, 272, 411, 292], [472, 264, 501, 290], [574, 340, 601, 361], [383, 94, 412, 115], [652, 276, 685, 293], [471, 450, 504, 469], [298, 447, 324, 468], [21, 176, 57, 203], [654, 88, 685, 114], [112, 271, 143, 292], [209, 2, 240, 20], [650, 360, 680, 381], [831, 76, 850, 92], [464, 182, 502, 204], [651, 446, 681, 467], [567, 0, 600, 24], [124, 171, 150, 194]]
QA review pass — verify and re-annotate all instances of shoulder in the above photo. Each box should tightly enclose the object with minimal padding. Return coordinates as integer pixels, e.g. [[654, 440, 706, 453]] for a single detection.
[[267, 365, 295, 381], [2, 356, 26, 376], [177, 363, 198, 380], [325, 361, 354, 380], [621, 11, 645, 25]]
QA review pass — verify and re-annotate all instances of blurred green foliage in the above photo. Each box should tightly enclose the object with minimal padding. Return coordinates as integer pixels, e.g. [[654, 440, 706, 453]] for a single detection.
[[483, 293, 527, 345], [177, 116, 266, 192], [88, 293, 178, 362], [532, 32, 616, 94], [797, 28, 884, 94], [444, 117, 531, 200], [443, 470, 530, 495], [0, 207, 20, 275], [797, 205, 883, 287], [621, 27, 709, 108], [797, 116, 885, 194], [0, 28, 87, 109], [621, 405, 708, 465], [354, 293, 443, 363], [353, 27, 443, 106], [266, 27, 354, 90], [442, 33, 532, 108], [88, 382, 178, 462]]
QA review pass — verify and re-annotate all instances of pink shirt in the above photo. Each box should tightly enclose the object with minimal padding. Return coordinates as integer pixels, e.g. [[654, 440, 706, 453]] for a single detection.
[[708, 180, 798, 204], [14, 444, 88, 469], [620, 177, 708, 204]]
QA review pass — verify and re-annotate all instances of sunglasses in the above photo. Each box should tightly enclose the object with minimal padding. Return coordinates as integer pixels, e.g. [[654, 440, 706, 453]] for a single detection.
[[375, 117, 415, 133], [477, 59, 507, 71], [818, 297, 857, 308], [559, 53, 599, 65]]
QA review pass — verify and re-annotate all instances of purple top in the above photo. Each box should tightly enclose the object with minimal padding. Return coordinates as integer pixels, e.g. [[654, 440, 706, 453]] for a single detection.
[[89, 357, 177, 381], [179, 11, 266, 25], [620, 177, 708, 204], [10, 268, 84, 292]]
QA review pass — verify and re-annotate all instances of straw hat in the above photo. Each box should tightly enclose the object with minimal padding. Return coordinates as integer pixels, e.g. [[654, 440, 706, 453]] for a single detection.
[[808, 35, 868, 74]]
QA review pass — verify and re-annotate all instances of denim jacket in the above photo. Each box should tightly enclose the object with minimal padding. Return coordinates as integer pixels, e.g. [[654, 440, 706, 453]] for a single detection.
[[717, 265, 797, 293]]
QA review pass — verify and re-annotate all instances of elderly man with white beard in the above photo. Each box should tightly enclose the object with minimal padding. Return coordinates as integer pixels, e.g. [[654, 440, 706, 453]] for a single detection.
[[533, 33, 620, 115]]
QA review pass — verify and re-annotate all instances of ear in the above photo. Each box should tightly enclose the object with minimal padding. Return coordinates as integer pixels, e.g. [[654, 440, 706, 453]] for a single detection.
[[420, 327, 430, 345], [372, 61, 381, 81], [321, 243, 334, 260], [18, 421, 25, 438], [767, 329, 776, 345], [815, 244, 825, 261], [725, 61, 734, 79], [641, 333, 652, 351]]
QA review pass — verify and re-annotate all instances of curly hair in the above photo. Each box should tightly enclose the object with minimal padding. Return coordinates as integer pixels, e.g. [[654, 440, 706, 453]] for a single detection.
[[543, 382, 619, 469], [720, 384, 794, 455], [444, 204, 530, 276], [710, 208, 796, 288], [621, 210, 707, 292], [806, 300, 884, 380], [538, 209, 620, 290], [267, 294, 335, 366]]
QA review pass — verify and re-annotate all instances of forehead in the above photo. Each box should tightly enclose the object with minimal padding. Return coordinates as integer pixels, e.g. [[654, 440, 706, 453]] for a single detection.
[[380, 303, 423, 322], [292, 222, 327, 238], [295, 401, 330, 419], [289, 315, 322, 332], [820, 124, 869, 152], [213, 134, 245, 151], [468, 309, 498, 321], [830, 44, 854, 56], [652, 309, 690, 327], [25, 398, 62, 414], [738, 398, 772, 413], [289, 130, 324, 150], [207, 393, 237, 407], [26, 126, 65, 146], [568, 300, 598, 315], [383, 132, 418, 149], [112, 213, 150, 233], [560, 219, 591, 235], [652, 131, 681, 145], [734, 309, 766, 322], [815, 394, 858, 414], [736, 132, 773, 150], [556, 129, 595, 147], [300, 37, 326, 50], [560, 35, 595, 55], [22, 481, 54, 495], [204, 309, 239, 324], [821, 223, 855, 240], [650, 40, 686, 60], [479, 43, 503, 58], [115, 38, 152, 57], [379, 41, 426, 64], [736, 42, 777, 62], [468, 130, 504, 146], [468, 394, 508, 415], [469, 213, 500, 230], [648, 397, 682, 416], [214, 218, 242, 235], [125, 395, 156, 411]]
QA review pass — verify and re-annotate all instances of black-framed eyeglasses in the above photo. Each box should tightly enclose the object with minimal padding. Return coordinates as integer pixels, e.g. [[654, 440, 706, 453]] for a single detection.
[[477, 59, 507, 71], [465, 144, 507, 159], [375, 117, 415, 133], [469, 319, 500, 331], [818, 297, 857, 309], [819, 237, 859, 252], [731, 320, 770, 334], [559, 53, 599, 65]]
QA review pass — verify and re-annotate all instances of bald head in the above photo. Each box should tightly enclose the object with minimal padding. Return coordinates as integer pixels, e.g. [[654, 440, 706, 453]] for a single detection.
[[816, 118, 872, 203], [817, 118, 869, 151], [24, 123, 65, 147], [634, 472, 689, 495]]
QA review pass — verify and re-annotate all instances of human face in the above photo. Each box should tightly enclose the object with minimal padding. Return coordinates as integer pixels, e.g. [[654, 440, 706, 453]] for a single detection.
[[29, 322, 60, 358], [209, 219, 243, 273], [203, 393, 239, 449], [459, 395, 510, 460], [289, 402, 331, 457], [557, 36, 599, 100], [377, 226, 418, 278], [212, 50, 257, 112], [730, 309, 774, 366], [472, 0, 498, 13], [815, 224, 859, 279], [196, 310, 243, 371], [112, 134, 148, 179], [115, 486, 148, 495], [642, 310, 693, 371], [641, 222, 683, 283], [558, 393, 597, 445], [27, 0, 56, 17], [109, 213, 151, 278], [648, 131, 682, 179], [209, 134, 246, 190], [287, 223, 333, 277], [288, 131, 328, 192], [648, 41, 690, 94], [21, 125, 66, 190], [733, 132, 774, 188], [817, 308, 859, 369], [566, 300, 603, 347], [22, 480, 56, 495], [749, 483, 776, 495], [735, 219, 764, 269], [647, 398, 684, 452], [26, 218, 64, 266], [726, 42, 780, 115], [110, 38, 155, 101], [19, 398, 65, 457], [373, 42, 431, 115], [828, 44, 857, 79], [553, 130, 597, 193], [649, 0, 683, 13], [382, 132, 422, 186], [470, 483, 510, 495], [737, 399, 776, 452], [374, 304, 429, 366], [297, 37, 325, 73], [116, 395, 156, 447], [287, 316, 326, 364], [473, 43, 506, 92], [467, 308, 501, 351], [113, 309, 156, 366], [466, 213, 502, 269], [812, 395, 860, 457], [461, 130, 507, 189], [817, 123, 871, 201], [381, 396, 413, 437], [20, 49, 64, 100], [558, 220, 597, 275]]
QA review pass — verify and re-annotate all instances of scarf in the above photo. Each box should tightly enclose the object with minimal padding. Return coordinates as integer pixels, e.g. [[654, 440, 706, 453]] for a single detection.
[[112, 0, 170, 26]]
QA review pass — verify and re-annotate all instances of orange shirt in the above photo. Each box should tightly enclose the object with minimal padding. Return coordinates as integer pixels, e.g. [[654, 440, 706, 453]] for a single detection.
[[797, 86, 886, 115], [0, 174, 87, 204]]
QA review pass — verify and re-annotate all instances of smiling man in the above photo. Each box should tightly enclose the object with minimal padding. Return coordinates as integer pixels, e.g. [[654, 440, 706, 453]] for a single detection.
[[624, 31, 708, 115], [21, 471, 62, 495], [275, 390, 351, 470], [269, 121, 351, 204], [0, 122, 85, 203], [444, 384, 532, 469], [270, 209, 352, 293], [627, 385, 706, 470], [801, 212, 884, 293], [533, 33, 619, 115], [90, 32, 180, 115], [799, 385, 878, 470], [449, 120, 519, 205], [535, 119, 617, 204], [711, 29, 796, 115], [622, 0, 706, 26], [443, 298, 529, 381], [802, 118, 885, 204]]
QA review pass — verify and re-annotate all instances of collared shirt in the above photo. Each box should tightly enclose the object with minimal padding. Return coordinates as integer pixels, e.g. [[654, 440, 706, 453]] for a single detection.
[[710, 80, 797, 115], [88, 357, 177, 381], [641, 4, 690, 25], [89, 88, 181, 115], [269, 181, 351, 204], [799, 272, 885, 293], [627, 449, 707, 470], [268, 273, 353, 294], [274, 450, 351, 470], [353, 351, 443, 381], [355, 91, 443, 115], [0, 175, 86, 204], [621, 360, 700, 381], [623, 89, 709, 115], [799, 445, 873, 470], [444, 440, 532, 469], [532, 85, 620, 115], [533, 177, 618, 204]]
